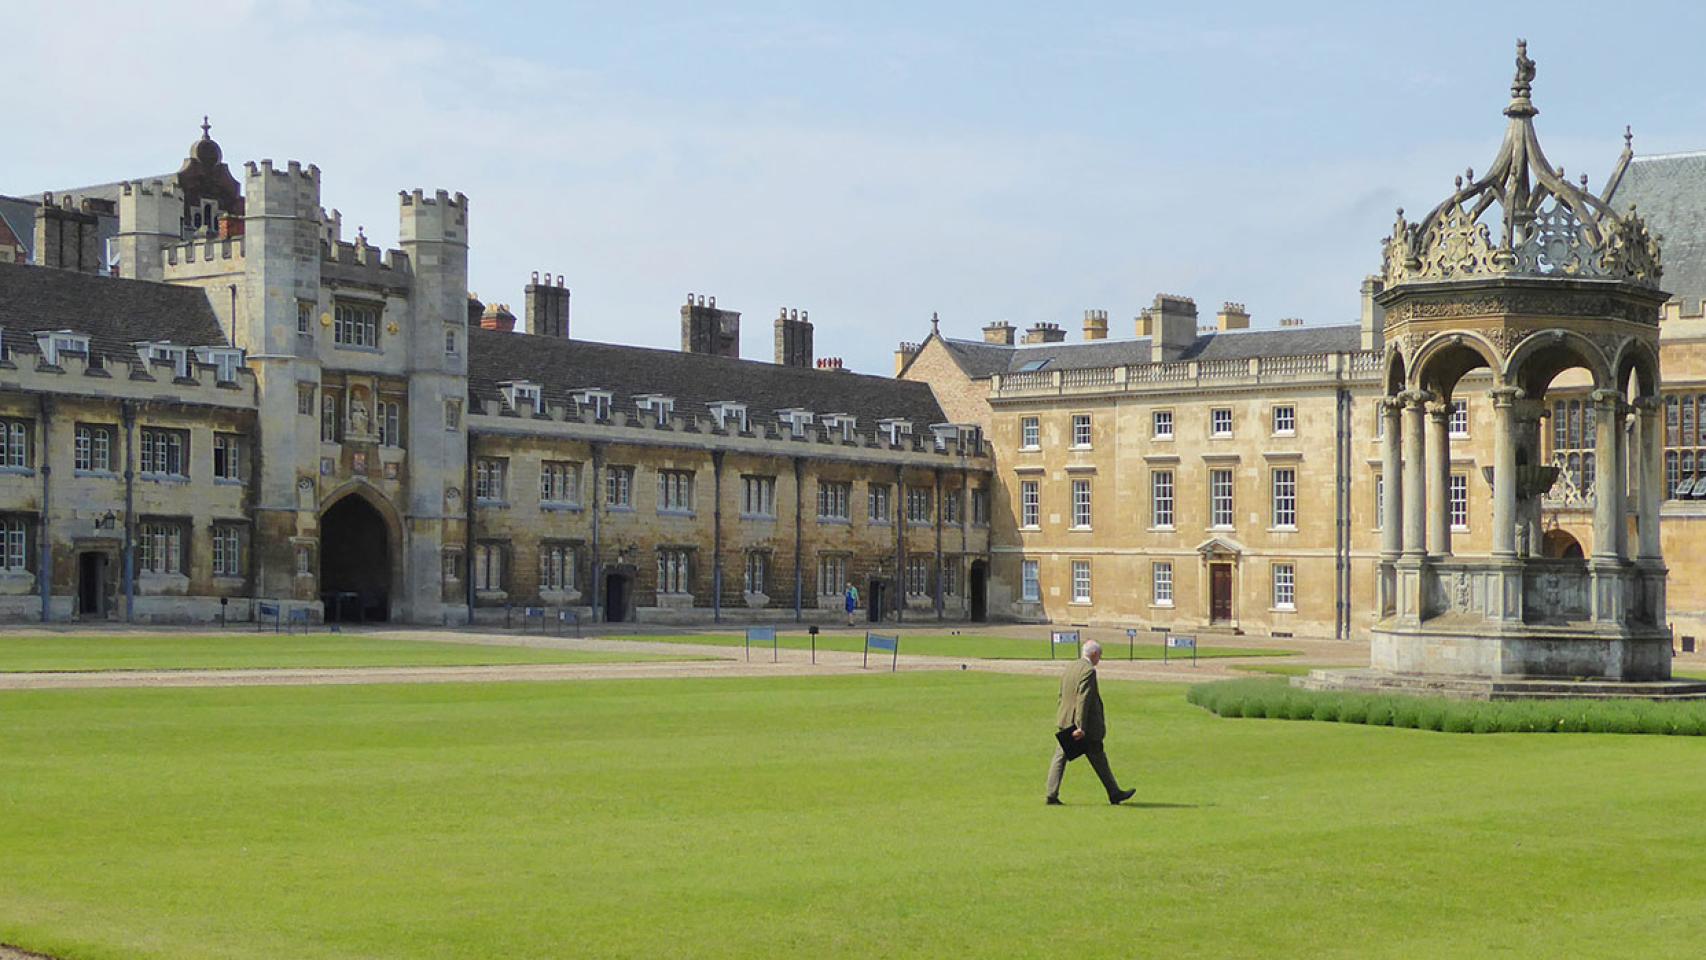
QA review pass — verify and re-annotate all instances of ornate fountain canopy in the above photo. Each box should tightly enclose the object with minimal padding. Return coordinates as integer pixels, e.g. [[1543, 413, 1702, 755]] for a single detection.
[[1382, 41, 1661, 289]]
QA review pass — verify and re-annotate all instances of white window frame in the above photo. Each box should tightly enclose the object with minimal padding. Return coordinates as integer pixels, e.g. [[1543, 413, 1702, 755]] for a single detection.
[[1449, 473, 1469, 531], [540, 542, 576, 591], [657, 469, 695, 513], [742, 475, 776, 518], [540, 460, 581, 505], [1210, 407, 1233, 438], [1152, 409, 1174, 440], [503, 381, 543, 416], [1272, 405, 1296, 436], [1152, 561, 1174, 606], [1021, 559, 1040, 602], [1272, 562, 1296, 611], [1071, 413, 1092, 449], [867, 483, 892, 523], [1271, 467, 1297, 529], [0, 517, 28, 572], [1071, 478, 1092, 529], [1071, 559, 1091, 604], [606, 466, 635, 508], [212, 524, 243, 577], [1020, 479, 1040, 528], [74, 424, 113, 472], [1151, 470, 1175, 529], [744, 552, 769, 595], [377, 400, 402, 448], [1020, 417, 1040, 450], [213, 433, 243, 482], [1210, 468, 1234, 528], [475, 542, 506, 592], [1449, 399, 1470, 440], [475, 458, 508, 502], [139, 428, 186, 477], [657, 549, 691, 595], [818, 480, 852, 521]]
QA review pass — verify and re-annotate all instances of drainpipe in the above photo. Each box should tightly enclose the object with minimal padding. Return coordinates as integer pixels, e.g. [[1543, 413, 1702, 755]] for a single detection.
[[464, 430, 475, 624], [37, 395, 52, 622], [934, 467, 944, 621], [712, 450, 724, 624], [1335, 386, 1352, 639], [793, 457, 805, 623], [122, 401, 135, 621], [960, 465, 971, 620], [894, 464, 905, 623], [590, 442, 603, 622]]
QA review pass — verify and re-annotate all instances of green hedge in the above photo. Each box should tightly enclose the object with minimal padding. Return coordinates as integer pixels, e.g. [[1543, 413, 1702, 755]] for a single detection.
[[1187, 678, 1706, 736]]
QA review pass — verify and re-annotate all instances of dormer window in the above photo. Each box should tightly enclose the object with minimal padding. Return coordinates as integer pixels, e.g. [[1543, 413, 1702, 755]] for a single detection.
[[196, 347, 245, 384], [34, 330, 90, 366], [135, 341, 190, 379], [502, 381, 543, 416], [823, 414, 857, 442], [573, 389, 612, 421], [878, 418, 913, 446], [931, 424, 961, 451], [709, 402, 749, 433], [635, 394, 675, 423], [778, 409, 814, 438]]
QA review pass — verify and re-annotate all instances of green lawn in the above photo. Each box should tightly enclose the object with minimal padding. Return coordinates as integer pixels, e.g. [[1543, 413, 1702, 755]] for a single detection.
[[629, 630, 1291, 661], [3, 675, 1705, 958], [0, 633, 696, 672]]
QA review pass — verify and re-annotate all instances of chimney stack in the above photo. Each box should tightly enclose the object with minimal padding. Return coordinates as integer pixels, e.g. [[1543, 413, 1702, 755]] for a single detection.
[[1279, 317, 1306, 328], [34, 192, 102, 273], [480, 302, 517, 333], [1216, 302, 1250, 332], [1021, 322, 1067, 345], [982, 321, 1015, 345], [1360, 275, 1386, 351], [1144, 294, 1197, 363], [525, 271, 572, 338], [774, 306, 814, 367], [816, 357, 846, 372], [681, 292, 741, 358], [895, 341, 921, 375], [1082, 309, 1109, 341]]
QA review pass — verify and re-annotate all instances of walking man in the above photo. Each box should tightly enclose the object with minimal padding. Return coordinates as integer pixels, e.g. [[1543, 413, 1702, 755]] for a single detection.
[[1046, 640, 1136, 806]]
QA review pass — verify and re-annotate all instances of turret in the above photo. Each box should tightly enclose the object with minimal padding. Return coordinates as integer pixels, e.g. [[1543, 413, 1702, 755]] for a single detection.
[[116, 180, 183, 281]]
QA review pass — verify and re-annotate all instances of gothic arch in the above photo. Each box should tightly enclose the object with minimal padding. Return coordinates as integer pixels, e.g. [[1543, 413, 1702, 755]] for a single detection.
[[1612, 338, 1660, 401], [1409, 330, 1502, 399]]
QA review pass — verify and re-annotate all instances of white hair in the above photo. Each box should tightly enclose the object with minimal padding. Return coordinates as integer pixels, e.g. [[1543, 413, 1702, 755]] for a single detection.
[[1082, 640, 1102, 658]]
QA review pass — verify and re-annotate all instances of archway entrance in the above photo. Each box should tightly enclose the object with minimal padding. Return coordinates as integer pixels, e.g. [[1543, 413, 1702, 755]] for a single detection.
[[603, 571, 632, 622], [968, 561, 988, 622], [320, 494, 392, 623]]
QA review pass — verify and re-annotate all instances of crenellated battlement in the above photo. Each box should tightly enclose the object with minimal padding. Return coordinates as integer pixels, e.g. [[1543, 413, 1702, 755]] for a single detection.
[[7, 348, 258, 409], [164, 237, 246, 267], [120, 179, 179, 201], [324, 238, 410, 273], [243, 160, 322, 219], [398, 189, 469, 245]]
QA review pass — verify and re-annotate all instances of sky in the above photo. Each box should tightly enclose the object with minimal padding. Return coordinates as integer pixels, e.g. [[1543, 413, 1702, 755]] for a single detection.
[[8, 1, 1706, 374]]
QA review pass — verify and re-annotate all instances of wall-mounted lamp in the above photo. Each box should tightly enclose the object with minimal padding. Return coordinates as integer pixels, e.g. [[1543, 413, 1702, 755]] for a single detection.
[[95, 510, 117, 531]]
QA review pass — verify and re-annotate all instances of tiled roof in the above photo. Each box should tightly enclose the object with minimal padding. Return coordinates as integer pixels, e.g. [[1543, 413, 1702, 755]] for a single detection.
[[1607, 152, 1706, 312], [0, 197, 39, 264], [941, 324, 1365, 378], [0, 261, 227, 365], [467, 327, 953, 430]]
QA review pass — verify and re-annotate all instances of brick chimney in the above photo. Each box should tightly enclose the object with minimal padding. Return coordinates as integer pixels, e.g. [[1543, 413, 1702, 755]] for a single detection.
[[1082, 309, 1108, 341], [34, 193, 102, 273], [525, 271, 571, 338], [681, 293, 741, 358], [774, 306, 814, 367], [1142, 294, 1197, 363], [816, 357, 846, 372], [1216, 302, 1250, 332], [480, 301, 517, 333], [1021, 322, 1067, 345], [982, 321, 1015, 345]]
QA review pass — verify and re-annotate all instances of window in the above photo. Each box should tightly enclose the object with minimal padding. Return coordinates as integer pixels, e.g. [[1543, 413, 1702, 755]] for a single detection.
[[1375, 475, 1385, 530], [819, 554, 848, 595], [657, 549, 691, 594], [639, 396, 676, 423], [1273, 405, 1295, 435], [74, 424, 113, 472], [297, 545, 313, 577], [882, 420, 913, 445], [711, 403, 749, 433], [818, 480, 852, 520], [1272, 467, 1297, 529], [138, 521, 184, 575], [658, 469, 695, 513], [297, 300, 314, 334], [1, 418, 32, 468], [825, 415, 857, 443], [905, 556, 932, 596], [212, 524, 243, 576], [781, 410, 813, 438], [540, 461, 581, 504], [1020, 480, 1040, 528], [199, 348, 243, 383], [1071, 560, 1091, 603], [1152, 561, 1173, 606], [298, 385, 316, 416], [1211, 408, 1233, 437], [444, 399, 462, 431], [475, 542, 506, 592], [1449, 399, 1469, 439], [971, 488, 990, 525], [377, 400, 402, 447], [35, 331, 90, 366], [504, 383, 542, 416], [906, 486, 933, 524], [867, 483, 892, 523], [333, 301, 381, 348], [1016, 359, 1050, 373], [744, 552, 769, 594], [1210, 468, 1234, 527], [1071, 478, 1092, 529], [743, 475, 776, 517], [213, 434, 243, 482], [1151, 470, 1175, 528], [444, 330, 458, 356], [475, 458, 508, 501], [141, 343, 189, 378], [1449, 473, 1469, 531], [540, 542, 576, 591], [1553, 398, 1597, 497], [1273, 563, 1296, 610], [321, 392, 342, 443], [943, 489, 962, 525], [1021, 560, 1040, 602], [0, 517, 28, 572], [606, 466, 635, 508], [942, 561, 961, 597], [1019, 416, 1040, 449], [139, 429, 186, 477], [1152, 410, 1174, 439], [1072, 414, 1092, 448]]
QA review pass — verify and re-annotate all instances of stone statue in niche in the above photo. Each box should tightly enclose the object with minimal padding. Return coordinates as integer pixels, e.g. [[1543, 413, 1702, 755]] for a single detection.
[[349, 393, 370, 436]]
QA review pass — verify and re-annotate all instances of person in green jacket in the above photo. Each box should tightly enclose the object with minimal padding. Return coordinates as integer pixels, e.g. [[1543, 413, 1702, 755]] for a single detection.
[[1046, 640, 1136, 806]]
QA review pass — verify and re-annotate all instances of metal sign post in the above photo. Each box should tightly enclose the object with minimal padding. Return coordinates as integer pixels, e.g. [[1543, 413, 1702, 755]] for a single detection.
[[808, 625, 820, 664], [1165, 634, 1198, 666], [746, 626, 778, 663], [1126, 628, 1137, 660], [865, 632, 899, 671], [1049, 630, 1080, 659]]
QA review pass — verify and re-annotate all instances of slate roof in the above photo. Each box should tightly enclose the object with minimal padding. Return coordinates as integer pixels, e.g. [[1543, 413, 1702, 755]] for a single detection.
[[0, 197, 38, 263], [939, 323, 1365, 378], [0, 261, 227, 366], [467, 326, 953, 430], [1607, 152, 1706, 312]]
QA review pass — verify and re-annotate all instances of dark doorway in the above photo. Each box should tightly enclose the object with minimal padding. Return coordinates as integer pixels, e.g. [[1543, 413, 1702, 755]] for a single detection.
[[867, 578, 887, 622], [1543, 529, 1585, 560], [77, 552, 107, 618], [968, 561, 988, 622], [604, 573, 631, 622], [1210, 563, 1234, 623], [320, 495, 391, 623]]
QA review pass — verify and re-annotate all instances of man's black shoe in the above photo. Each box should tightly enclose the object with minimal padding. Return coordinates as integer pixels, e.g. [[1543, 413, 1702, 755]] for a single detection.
[[1109, 788, 1137, 805], [1045, 797, 1063, 806]]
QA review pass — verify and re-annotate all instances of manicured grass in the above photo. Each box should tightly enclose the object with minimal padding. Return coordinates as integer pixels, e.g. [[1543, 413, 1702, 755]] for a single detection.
[[1191, 678, 1706, 735], [1228, 661, 1320, 677], [4, 675, 1706, 958], [626, 630, 1292, 661], [0, 633, 696, 672]]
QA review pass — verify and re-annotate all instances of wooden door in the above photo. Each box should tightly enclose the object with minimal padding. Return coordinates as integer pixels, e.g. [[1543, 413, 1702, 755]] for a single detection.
[[1210, 563, 1234, 623]]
